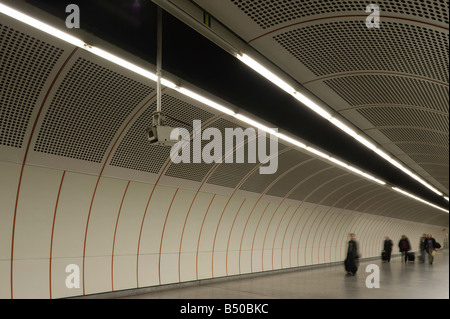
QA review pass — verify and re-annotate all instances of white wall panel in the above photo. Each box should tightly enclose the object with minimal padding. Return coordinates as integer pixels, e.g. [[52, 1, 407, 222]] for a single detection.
[[160, 188, 196, 285], [212, 197, 246, 278], [197, 195, 228, 280], [137, 185, 176, 288], [226, 198, 256, 276], [84, 177, 128, 295], [179, 192, 215, 283], [239, 201, 270, 275], [251, 202, 278, 273], [0, 161, 446, 298], [112, 181, 154, 292], [0, 161, 21, 299], [51, 171, 98, 298], [13, 165, 62, 298]]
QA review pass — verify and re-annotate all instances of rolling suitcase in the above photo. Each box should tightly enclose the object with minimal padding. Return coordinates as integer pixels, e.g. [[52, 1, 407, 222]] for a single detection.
[[381, 251, 388, 261], [407, 252, 415, 262]]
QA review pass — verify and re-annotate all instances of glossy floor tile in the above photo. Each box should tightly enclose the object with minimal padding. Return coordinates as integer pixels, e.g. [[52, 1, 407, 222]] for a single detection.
[[121, 250, 449, 299]]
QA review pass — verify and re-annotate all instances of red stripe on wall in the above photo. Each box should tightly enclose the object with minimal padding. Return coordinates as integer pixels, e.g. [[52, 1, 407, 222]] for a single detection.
[[10, 48, 78, 299]]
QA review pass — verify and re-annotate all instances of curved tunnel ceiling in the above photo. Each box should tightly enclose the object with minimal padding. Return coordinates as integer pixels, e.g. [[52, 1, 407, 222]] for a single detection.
[[18, 0, 448, 211], [0, 0, 447, 226], [0, 0, 449, 299], [191, 0, 449, 202]]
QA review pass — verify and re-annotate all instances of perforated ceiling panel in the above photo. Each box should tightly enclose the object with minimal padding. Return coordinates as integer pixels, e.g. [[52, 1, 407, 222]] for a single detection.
[[326, 76, 449, 114], [239, 148, 309, 194], [320, 178, 370, 208], [379, 128, 448, 148], [266, 159, 330, 198], [204, 118, 260, 188], [300, 173, 354, 204], [356, 107, 448, 133], [287, 168, 346, 201], [229, 0, 449, 30], [0, 24, 63, 148], [196, 0, 450, 199], [34, 57, 154, 163], [274, 21, 449, 81], [111, 94, 214, 175], [110, 100, 168, 174], [163, 96, 217, 182]]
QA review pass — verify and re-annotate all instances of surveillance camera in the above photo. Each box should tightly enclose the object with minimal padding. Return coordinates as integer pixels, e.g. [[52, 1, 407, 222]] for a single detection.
[[146, 125, 182, 147]]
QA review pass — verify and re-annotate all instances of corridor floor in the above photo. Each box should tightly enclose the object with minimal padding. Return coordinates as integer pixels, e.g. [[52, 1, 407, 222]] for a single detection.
[[121, 250, 449, 299]]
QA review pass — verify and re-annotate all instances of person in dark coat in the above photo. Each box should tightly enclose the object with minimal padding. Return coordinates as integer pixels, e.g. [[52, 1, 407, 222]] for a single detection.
[[345, 233, 360, 276], [398, 235, 411, 263], [419, 233, 427, 263], [424, 234, 437, 265], [383, 236, 393, 262]]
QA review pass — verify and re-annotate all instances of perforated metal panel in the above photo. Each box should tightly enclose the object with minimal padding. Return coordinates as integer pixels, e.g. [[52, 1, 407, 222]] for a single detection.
[[206, 162, 259, 189], [274, 21, 449, 81], [111, 94, 214, 174], [34, 58, 154, 162], [109, 100, 169, 174], [204, 119, 284, 188], [266, 159, 329, 198], [326, 76, 449, 114], [163, 96, 217, 182], [356, 107, 449, 134], [0, 24, 63, 148], [393, 142, 449, 159], [379, 128, 448, 146], [287, 168, 345, 201], [239, 148, 310, 193], [302, 173, 354, 204], [320, 179, 369, 207], [164, 117, 234, 182], [229, 0, 449, 30], [334, 183, 380, 209]]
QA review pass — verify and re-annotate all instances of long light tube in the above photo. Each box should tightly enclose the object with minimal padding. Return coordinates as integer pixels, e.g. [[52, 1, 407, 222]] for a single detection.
[[236, 54, 295, 95], [2, 3, 446, 204], [0, 2, 85, 48], [392, 188, 449, 213], [237, 51, 446, 199]]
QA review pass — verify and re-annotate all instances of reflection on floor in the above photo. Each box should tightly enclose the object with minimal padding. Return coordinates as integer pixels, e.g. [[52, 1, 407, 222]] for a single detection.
[[121, 249, 449, 299]]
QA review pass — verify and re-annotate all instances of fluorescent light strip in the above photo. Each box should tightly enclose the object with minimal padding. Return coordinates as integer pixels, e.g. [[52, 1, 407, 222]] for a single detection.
[[444, 197, 449, 201], [306, 146, 329, 160], [237, 51, 445, 199], [175, 87, 235, 116], [392, 188, 449, 214], [236, 54, 295, 95], [234, 114, 277, 135], [87, 46, 158, 81], [276, 133, 307, 149], [3, 4, 443, 201], [276, 134, 385, 185], [237, 54, 333, 121], [354, 135, 378, 151], [0, 3, 85, 48], [329, 118, 358, 137], [291, 92, 332, 120]]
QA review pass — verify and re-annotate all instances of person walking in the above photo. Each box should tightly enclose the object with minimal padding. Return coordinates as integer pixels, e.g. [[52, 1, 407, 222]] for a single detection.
[[424, 234, 437, 265], [419, 233, 427, 263], [383, 236, 393, 262], [398, 235, 411, 263], [344, 233, 360, 276]]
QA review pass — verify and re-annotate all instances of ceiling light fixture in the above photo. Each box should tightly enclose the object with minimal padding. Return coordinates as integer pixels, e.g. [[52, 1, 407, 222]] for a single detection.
[[392, 188, 449, 213], [0, 2, 85, 48], [1, 3, 445, 208], [236, 51, 446, 199]]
